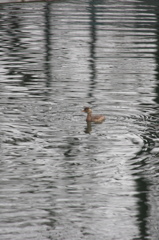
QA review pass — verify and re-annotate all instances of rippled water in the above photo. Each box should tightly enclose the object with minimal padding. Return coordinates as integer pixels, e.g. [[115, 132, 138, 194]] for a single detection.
[[1, 0, 159, 239]]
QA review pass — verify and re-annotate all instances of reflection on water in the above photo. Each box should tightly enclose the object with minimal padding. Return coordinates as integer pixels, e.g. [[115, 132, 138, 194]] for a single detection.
[[1, 0, 159, 239], [84, 122, 92, 134]]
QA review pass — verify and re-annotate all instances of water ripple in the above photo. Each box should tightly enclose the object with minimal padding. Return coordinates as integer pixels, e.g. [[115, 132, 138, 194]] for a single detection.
[[0, 0, 159, 240]]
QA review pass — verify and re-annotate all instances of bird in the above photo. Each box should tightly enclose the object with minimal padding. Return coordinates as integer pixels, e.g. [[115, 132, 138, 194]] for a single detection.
[[82, 107, 105, 123]]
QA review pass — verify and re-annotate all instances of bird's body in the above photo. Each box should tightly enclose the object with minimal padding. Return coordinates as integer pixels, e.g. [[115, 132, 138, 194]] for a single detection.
[[82, 107, 105, 123]]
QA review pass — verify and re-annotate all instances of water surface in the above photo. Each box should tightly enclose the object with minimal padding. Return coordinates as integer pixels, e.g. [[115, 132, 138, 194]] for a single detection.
[[1, 0, 159, 239]]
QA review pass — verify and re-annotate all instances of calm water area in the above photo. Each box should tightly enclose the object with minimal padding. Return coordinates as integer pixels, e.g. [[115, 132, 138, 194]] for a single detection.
[[1, 0, 159, 239]]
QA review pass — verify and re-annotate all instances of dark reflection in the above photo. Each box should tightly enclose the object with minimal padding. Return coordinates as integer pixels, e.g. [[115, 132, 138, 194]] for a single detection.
[[131, 1, 159, 239], [0, 3, 54, 99], [84, 120, 105, 133], [131, 118, 159, 239], [63, 137, 80, 159], [84, 121, 92, 133], [87, 0, 97, 104], [135, 177, 149, 240], [0, 6, 37, 86], [131, 155, 151, 239], [44, 2, 52, 90], [154, 10, 159, 104], [21, 73, 34, 86]]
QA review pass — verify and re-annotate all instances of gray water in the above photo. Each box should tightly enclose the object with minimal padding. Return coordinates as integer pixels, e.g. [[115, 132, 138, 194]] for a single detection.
[[1, 0, 159, 239]]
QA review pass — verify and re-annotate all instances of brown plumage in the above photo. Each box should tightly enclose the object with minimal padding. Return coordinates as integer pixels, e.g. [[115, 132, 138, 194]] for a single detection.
[[82, 107, 105, 123]]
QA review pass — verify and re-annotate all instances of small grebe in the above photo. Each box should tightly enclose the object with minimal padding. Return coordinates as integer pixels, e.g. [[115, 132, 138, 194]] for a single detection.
[[82, 107, 105, 123]]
